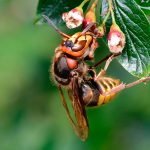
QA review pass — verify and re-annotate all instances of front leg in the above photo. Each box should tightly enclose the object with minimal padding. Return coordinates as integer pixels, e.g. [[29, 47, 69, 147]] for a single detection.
[[96, 53, 120, 79], [88, 39, 98, 60], [103, 53, 115, 71]]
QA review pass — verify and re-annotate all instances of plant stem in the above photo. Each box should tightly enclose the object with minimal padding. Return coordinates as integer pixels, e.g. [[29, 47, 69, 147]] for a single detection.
[[102, 0, 116, 26], [108, 0, 116, 24], [79, 0, 89, 8], [89, 0, 98, 11], [102, 10, 111, 26]]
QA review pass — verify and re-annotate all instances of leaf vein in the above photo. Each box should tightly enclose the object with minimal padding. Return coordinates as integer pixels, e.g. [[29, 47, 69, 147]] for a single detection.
[[117, 5, 148, 39], [114, 0, 145, 74]]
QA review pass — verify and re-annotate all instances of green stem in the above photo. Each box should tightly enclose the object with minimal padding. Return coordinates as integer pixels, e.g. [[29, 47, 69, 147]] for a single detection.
[[102, 10, 111, 26], [78, 0, 89, 8], [89, 0, 98, 11], [108, 0, 116, 24]]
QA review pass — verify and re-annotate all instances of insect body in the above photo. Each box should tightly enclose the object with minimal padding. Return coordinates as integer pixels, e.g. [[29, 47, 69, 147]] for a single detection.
[[80, 77, 121, 107], [43, 15, 150, 141], [43, 15, 122, 141]]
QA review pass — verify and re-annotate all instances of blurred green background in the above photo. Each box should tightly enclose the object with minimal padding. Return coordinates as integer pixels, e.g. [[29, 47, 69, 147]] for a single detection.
[[0, 0, 150, 150]]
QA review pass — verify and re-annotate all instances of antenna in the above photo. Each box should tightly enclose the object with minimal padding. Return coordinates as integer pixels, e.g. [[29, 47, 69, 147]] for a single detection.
[[81, 22, 96, 34], [42, 15, 70, 38]]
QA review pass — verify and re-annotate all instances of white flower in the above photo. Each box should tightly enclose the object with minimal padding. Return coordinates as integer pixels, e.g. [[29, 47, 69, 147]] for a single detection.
[[108, 24, 126, 53], [62, 8, 84, 29]]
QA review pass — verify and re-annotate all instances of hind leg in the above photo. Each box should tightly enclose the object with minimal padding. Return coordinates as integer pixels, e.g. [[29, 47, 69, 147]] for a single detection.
[[102, 76, 150, 96]]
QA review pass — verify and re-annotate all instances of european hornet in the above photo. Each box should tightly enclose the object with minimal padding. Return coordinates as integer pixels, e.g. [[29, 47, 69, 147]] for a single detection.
[[43, 15, 150, 141]]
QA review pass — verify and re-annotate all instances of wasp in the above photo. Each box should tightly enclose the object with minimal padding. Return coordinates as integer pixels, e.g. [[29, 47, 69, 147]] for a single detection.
[[42, 15, 150, 141]]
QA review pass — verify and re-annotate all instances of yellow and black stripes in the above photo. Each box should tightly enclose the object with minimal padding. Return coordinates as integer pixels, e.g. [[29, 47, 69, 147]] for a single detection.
[[97, 77, 120, 106], [81, 78, 120, 107]]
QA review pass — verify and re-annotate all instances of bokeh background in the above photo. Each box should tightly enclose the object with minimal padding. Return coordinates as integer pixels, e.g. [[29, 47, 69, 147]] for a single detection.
[[0, 0, 150, 150]]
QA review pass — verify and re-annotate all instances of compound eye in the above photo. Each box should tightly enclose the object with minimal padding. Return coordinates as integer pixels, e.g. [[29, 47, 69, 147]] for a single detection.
[[72, 40, 86, 52], [64, 40, 74, 48]]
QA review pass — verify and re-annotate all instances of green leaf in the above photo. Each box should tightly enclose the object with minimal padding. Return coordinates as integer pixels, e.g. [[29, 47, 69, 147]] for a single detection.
[[134, 0, 150, 15], [113, 0, 150, 77], [35, 0, 83, 25]]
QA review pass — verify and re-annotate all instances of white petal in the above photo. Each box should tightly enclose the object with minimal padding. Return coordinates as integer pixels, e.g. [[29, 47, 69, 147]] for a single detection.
[[109, 34, 120, 46]]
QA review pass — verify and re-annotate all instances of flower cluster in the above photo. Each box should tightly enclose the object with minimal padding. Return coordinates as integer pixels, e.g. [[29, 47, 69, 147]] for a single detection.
[[62, 0, 126, 54]]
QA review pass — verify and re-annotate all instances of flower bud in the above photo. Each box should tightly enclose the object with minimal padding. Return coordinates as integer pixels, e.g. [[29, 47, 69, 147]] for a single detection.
[[83, 0, 97, 30], [62, 0, 89, 29], [62, 7, 84, 29], [108, 23, 125, 53]]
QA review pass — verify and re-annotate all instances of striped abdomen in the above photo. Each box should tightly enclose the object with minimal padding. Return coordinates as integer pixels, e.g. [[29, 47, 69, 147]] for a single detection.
[[97, 77, 120, 106], [80, 78, 120, 107]]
